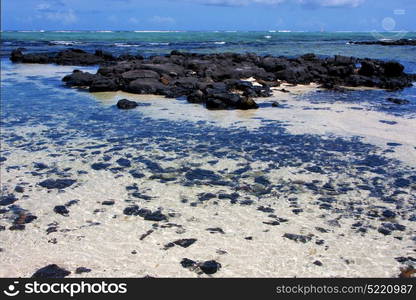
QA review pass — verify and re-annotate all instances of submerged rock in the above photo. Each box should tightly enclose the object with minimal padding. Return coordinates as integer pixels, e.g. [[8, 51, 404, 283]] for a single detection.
[[283, 233, 312, 243], [0, 194, 18, 206], [387, 98, 410, 105], [91, 163, 111, 170], [38, 179, 76, 189], [123, 205, 167, 221]]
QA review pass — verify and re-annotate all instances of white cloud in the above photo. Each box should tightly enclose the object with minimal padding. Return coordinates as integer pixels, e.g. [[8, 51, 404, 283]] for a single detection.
[[35, 3, 52, 10], [295, 0, 364, 7], [192, 0, 365, 7], [149, 16, 176, 24], [43, 9, 78, 24], [194, 0, 284, 6], [35, 1, 78, 24], [128, 17, 140, 24]]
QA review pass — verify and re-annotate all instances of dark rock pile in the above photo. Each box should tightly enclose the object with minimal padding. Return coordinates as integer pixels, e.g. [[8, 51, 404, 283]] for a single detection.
[[10, 48, 416, 110], [351, 39, 416, 46], [10, 48, 117, 66]]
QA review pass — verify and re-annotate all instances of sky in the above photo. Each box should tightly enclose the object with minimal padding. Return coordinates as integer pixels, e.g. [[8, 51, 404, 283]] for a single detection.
[[1, 0, 415, 31]]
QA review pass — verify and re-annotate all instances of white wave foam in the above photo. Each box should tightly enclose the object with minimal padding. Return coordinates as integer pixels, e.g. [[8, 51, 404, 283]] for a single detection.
[[49, 41, 82, 46]]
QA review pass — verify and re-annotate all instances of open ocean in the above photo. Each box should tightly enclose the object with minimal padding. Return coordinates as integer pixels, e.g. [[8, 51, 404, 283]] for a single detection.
[[1, 31, 416, 66], [0, 31, 415, 277]]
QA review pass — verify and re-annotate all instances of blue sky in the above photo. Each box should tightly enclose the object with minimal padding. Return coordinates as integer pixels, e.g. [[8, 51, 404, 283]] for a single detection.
[[1, 0, 415, 31]]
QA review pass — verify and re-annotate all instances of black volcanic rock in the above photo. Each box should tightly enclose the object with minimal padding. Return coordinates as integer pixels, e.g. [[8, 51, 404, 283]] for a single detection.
[[39, 179, 76, 189], [12, 48, 113, 66], [351, 39, 416, 46], [62, 70, 96, 87], [116, 99, 138, 110], [54, 205, 69, 216], [75, 267, 92, 274], [123, 205, 167, 221], [32, 264, 71, 278], [387, 98, 410, 105], [0, 194, 18, 206], [200, 260, 221, 275], [180, 258, 197, 268], [10, 48, 416, 110], [283, 233, 312, 243]]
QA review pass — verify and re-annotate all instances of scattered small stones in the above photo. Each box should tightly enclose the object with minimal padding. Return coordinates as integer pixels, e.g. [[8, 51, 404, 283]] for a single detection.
[[9, 224, 25, 231], [283, 233, 312, 243], [54, 205, 69, 216], [394, 178, 411, 188], [206, 227, 225, 234], [198, 193, 216, 201], [102, 200, 115, 206], [382, 209, 396, 219], [315, 227, 329, 233], [116, 158, 131, 167], [379, 120, 398, 125], [313, 260, 323, 266], [75, 267, 92, 274], [14, 213, 37, 225], [164, 238, 197, 250], [257, 206, 275, 213], [123, 205, 167, 221], [65, 200, 79, 207], [14, 186, 24, 193], [180, 258, 197, 269], [139, 229, 154, 240]]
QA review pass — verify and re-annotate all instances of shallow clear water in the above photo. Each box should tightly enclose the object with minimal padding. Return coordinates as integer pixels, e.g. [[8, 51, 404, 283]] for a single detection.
[[0, 33, 415, 277]]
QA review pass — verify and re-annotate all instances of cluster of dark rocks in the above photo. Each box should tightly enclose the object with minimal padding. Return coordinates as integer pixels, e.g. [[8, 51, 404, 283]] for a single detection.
[[10, 48, 118, 66], [10, 48, 416, 110], [351, 39, 416, 46]]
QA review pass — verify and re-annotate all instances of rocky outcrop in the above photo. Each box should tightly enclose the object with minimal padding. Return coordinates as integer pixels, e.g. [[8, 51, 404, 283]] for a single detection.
[[10, 48, 118, 66], [351, 39, 416, 46], [10, 49, 416, 110]]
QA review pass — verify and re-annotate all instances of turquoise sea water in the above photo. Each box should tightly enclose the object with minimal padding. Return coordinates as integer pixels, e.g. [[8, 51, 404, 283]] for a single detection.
[[2, 31, 416, 71]]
